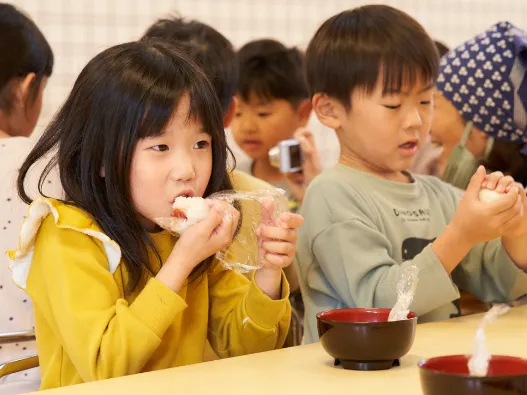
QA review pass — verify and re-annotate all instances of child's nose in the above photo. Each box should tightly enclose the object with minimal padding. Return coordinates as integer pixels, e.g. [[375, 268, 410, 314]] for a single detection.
[[238, 114, 258, 134], [169, 155, 195, 182], [405, 108, 423, 129]]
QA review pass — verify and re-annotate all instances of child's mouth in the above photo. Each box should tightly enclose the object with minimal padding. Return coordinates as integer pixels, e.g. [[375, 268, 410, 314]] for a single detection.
[[242, 140, 263, 152], [399, 141, 418, 156]]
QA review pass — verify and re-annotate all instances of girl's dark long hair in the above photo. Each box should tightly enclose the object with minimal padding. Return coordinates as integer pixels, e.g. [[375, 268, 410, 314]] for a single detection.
[[17, 40, 233, 292]]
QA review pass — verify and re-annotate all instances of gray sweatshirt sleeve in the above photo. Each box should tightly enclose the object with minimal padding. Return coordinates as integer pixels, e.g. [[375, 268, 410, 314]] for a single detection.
[[452, 239, 527, 303], [312, 218, 460, 316], [442, 181, 527, 303]]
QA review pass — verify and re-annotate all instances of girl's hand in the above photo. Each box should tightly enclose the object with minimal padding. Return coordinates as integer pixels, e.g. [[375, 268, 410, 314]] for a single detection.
[[254, 198, 304, 299], [156, 201, 239, 292]]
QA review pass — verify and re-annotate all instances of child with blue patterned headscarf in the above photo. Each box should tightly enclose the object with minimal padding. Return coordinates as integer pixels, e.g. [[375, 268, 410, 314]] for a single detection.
[[431, 21, 527, 188]]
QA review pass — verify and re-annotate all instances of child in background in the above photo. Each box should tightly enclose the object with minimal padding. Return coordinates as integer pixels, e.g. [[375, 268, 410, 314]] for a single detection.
[[231, 39, 321, 210], [7, 40, 303, 390], [141, 17, 272, 193], [431, 22, 527, 187], [295, 5, 527, 344], [411, 40, 450, 176], [141, 18, 305, 346], [0, 4, 56, 393], [430, 23, 527, 314]]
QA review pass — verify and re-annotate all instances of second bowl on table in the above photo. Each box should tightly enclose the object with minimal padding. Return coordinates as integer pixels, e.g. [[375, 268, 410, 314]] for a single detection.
[[419, 355, 527, 395], [317, 308, 417, 371]]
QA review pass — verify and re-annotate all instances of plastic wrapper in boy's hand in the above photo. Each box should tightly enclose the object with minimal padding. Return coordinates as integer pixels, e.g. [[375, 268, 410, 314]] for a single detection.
[[154, 189, 288, 272], [468, 303, 511, 376], [388, 265, 419, 322]]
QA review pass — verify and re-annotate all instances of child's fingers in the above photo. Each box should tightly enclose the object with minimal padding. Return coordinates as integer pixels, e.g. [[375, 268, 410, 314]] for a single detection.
[[260, 197, 276, 226], [501, 202, 524, 233], [214, 200, 235, 213], [495, 194, 522, 225], [465, 165, 486, 199], [484, 171, 505, 190], [279, 212, 304, 229], [516, 182, 527, 201], [299, 136, 314, 156], [228, 208, 240, 237], [485, 185, 519, 214], [261, 240, 296, 256], [263, 252, 293, 268], [497, 175, 515, 193], [294, 128, 317, 156], [210, 214, 235, 247], [194, 205, 223, 234], [259, 226, 297, 242], [294, 127, 314, 142]]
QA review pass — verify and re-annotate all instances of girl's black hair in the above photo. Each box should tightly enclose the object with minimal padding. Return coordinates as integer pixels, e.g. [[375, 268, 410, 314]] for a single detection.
[[18, 40, 233, 292], [0, 3, 53, 112]]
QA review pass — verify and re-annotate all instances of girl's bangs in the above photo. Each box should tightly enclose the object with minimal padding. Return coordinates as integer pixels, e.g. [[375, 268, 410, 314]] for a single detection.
[[138, 81, 223, 140]]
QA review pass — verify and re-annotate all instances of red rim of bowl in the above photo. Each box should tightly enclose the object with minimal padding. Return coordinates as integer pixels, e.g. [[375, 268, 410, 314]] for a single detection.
[[419, 355, 527, 379], [316, 307, 417, 324]]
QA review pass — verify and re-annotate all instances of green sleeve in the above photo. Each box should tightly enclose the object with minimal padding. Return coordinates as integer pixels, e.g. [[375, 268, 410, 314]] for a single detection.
[[442, 179, 527, 303], [453, 239, 527, 302], [312, 218, 460, 315]]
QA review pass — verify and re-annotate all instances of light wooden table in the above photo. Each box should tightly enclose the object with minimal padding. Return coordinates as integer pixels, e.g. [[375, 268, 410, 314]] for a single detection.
[[34, 306, 527, 395]]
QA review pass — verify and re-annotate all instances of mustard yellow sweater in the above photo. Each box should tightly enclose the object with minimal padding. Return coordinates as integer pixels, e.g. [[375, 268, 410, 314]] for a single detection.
[[7, 196, 290, 390]]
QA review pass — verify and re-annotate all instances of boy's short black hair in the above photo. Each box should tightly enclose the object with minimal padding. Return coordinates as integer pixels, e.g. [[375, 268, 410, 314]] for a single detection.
[[142, 17, 237, 114], [305, 5, 439, 108], [237, 39, 308, 107]]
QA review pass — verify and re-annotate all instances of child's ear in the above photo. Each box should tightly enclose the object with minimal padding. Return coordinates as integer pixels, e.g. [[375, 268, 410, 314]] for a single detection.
[[312, 93, 342, 130], [15, 73, 36, 110], [223, 98, 236, 128], [296, 99, 312, 126]]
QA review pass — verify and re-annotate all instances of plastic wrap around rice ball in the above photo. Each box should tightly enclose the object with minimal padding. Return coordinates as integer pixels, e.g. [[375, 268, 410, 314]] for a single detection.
[[155, 188, 288, 272]]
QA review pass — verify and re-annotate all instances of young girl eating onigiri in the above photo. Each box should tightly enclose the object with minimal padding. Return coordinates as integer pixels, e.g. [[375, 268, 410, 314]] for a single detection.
[[7, 39, 303, 390]]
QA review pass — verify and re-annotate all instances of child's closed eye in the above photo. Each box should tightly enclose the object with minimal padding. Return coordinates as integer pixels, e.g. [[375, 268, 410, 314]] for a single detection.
[[383, 104, 401, 110], [420, 100, 432, 105], [257, 112, 271, 118]]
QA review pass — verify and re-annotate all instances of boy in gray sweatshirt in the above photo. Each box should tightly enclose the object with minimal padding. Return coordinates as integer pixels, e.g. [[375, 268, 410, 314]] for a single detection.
[[296, 5, 527, 344]]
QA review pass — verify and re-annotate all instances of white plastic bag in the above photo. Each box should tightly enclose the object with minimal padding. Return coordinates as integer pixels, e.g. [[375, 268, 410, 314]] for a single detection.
[[155, 189, 288, 272], [388, 265, 419, 322], [468, 304, 511, 376]]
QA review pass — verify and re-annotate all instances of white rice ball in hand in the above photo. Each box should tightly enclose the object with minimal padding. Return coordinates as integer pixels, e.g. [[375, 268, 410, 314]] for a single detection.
[[478, 189, 507, 203], [478, 188, 518, 203], [157, 197, 210, 234]]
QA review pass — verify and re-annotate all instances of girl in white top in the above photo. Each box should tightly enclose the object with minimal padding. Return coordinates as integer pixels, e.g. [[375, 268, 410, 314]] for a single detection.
[[0, 4, 57, 394]]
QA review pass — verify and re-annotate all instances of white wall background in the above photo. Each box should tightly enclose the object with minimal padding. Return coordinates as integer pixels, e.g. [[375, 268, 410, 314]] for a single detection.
[[11, 0, 527, 169]]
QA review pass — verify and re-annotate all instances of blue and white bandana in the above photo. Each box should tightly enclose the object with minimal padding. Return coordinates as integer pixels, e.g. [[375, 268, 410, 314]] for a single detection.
[[437, 21, 527, 155]]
